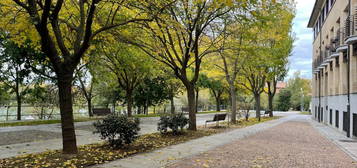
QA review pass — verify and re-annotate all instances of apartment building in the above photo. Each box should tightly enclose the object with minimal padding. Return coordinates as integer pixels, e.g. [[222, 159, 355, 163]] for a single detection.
[[308, 0, 357, 138]]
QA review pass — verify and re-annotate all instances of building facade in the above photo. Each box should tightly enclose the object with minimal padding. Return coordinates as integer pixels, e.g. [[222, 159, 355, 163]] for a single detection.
[[308, 0, 357, 138]]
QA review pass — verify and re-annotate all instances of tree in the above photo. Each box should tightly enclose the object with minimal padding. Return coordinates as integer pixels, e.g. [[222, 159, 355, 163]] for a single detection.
[[98, 42, 153, 117], [238, 0, 294, 121], [264, 5, 294, 117], [240, 63, 267, 122], [0, 0, 156, 153], [206, 78, 225, 112], [165, 76, 183, 114], [26, 83, 59, 119], [0, 38, 37, 120], [286, 72, 312, 111], [195, 73, 210, 112], [75, 63, 96, 117], [214, 14, 254, 123], [276, 89, 292, 111], [133, 76, 171, 114], [125, 0, 232, 130], [0, 83, 11, 106]]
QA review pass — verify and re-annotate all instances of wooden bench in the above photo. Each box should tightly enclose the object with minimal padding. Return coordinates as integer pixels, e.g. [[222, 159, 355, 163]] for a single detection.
[[92, 108, 111, 116], [205, 113, 227, 127]]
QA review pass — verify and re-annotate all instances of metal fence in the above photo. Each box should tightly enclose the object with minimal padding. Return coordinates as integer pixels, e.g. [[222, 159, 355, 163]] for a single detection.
[[0, 104, 228, 122]]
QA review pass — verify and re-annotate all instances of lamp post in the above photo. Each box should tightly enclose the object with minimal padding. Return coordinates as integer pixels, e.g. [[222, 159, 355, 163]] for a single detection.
[[300, 88, 304, 112]]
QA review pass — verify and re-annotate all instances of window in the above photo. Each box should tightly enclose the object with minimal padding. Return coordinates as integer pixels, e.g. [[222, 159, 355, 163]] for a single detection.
[[330, 62, 333, 71], [353, 114, 357, 137], [336, 56, 340, 67], [315, 106, 317, 119], [325, 0, 329, 16], [336, 110, 339, 128], [330, 109, 333, 125], [343, 111, 349, 132]]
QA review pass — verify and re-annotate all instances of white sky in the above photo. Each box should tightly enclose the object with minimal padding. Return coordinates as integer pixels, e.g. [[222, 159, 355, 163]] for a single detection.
[[288, 0, 315, 79]]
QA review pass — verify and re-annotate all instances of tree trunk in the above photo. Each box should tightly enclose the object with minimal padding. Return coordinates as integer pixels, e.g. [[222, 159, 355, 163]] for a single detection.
[[40, 106, 44, 120], [170, 96, 175, 114], [126, 91, 133, 117], [86, 98, 93, 117], [195, 88, 199, 113], [254, 94, 261, 122], [144, 105, 148, 115], [268, 94, 274, 117], [229, 84, 237, 123], [112, 100, 116, 115], [16, 92, 21, 121], [57, 77, 78, 154], [216, 97, 221, 112], [186, 85, 197, 131], [138, 106, 142, 114]]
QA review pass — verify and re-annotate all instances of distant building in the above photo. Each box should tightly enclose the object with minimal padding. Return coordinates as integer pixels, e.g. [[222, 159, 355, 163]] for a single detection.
[[308, 0, 357, 138], [276, 81, 287, 94]]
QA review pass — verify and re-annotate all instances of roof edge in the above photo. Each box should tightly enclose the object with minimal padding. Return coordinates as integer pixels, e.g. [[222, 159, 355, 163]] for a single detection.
[[307, 0, 324, 28]]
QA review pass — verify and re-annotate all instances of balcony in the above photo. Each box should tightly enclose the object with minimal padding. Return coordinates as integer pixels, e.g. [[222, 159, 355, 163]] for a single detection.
[[334, 28, 348, 52], [313, 47, 335, 72], [344, 15, 357, 44]]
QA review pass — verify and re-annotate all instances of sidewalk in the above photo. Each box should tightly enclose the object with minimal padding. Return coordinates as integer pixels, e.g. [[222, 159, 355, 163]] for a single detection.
[[310, 118, 357, 161], [0, 112, 228, 159], [91, 113, 297, 168]]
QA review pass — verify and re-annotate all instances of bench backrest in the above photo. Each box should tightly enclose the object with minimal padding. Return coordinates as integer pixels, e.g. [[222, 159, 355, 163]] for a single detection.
[[93, 108, 111, 116], [181, 107, 189, 112], [213, 114, 227, 121]]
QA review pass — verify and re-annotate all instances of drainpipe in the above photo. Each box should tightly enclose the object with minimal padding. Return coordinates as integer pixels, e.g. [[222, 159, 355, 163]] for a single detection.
[[319, 20, 322, 123], [347, 0, 351, 138]]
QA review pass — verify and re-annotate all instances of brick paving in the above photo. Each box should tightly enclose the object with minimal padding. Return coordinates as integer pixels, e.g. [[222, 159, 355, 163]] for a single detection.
[[168, 120, 357, 168]]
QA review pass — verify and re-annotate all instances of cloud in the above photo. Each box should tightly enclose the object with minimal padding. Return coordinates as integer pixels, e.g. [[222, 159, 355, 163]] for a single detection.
[[288, 0, 315, 80]]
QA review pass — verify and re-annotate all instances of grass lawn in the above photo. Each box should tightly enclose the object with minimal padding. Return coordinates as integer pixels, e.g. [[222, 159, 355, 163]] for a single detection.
[[0, 116, 279, 168], [0, 111, 227, 127], [0, 118, 99, 127], [133, 113, 162, 118], [300, 111, 311, 115], [197, 110, 227, 114], [134, 110, 227, 118]]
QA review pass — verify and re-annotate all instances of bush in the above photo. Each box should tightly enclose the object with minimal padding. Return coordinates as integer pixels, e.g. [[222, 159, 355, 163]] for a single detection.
[[93, 114, 140, 148], [157, 113, 189, 134]]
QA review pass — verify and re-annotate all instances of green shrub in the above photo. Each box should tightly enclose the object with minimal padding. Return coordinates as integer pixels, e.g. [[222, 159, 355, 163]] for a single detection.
[[157, 113, 189, 134], [93, 114, 140, 148]]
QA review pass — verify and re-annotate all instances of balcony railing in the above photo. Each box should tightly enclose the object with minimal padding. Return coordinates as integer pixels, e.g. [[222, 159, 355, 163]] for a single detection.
[[313, 48, 333, 70], [345, 15, 357, 38]]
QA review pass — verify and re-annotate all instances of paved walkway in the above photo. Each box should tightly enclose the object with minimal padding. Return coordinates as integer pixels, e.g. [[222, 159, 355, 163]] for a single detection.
[[92, 113, 298, 168], [92, 113, 357, 168], [310, 118, 357, 161], [0, 112, 227, 159]]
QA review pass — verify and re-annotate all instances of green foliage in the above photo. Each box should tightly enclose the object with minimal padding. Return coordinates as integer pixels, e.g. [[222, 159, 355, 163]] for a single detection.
[[276, 89, 292, 111], [0, 37, 36, 96], [0, 83, 11, 105], [157, 113, 189, 135], [286, 72, 312, 110], [133, 76, 171, 108], [93, 115, 140, 148]]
